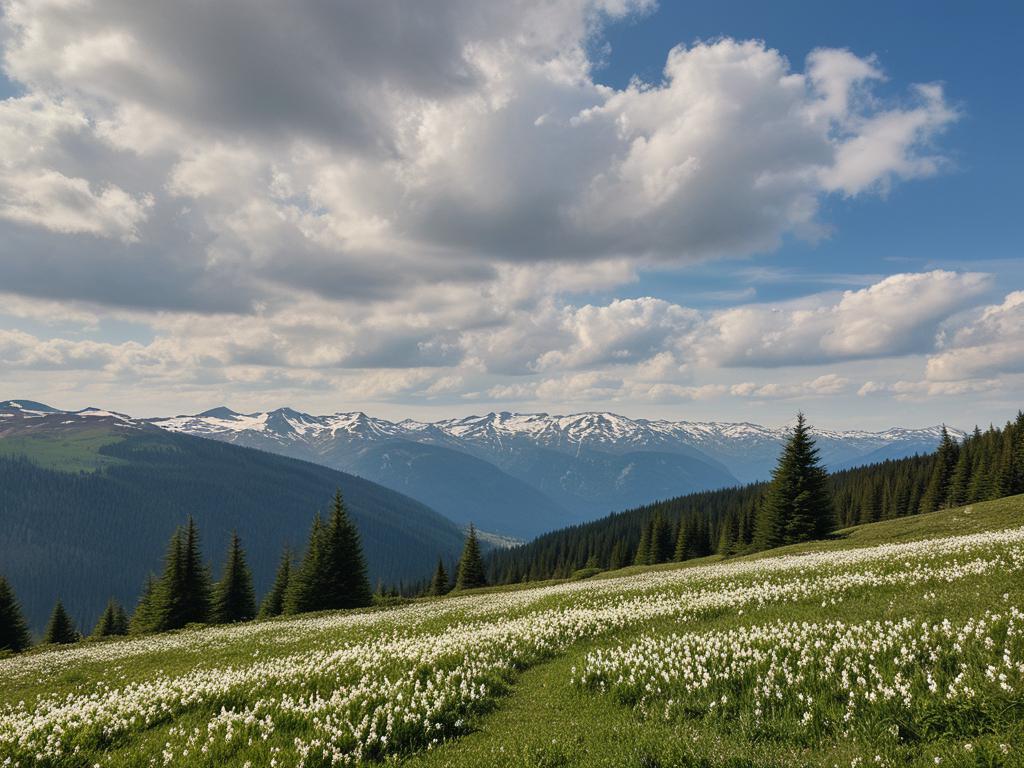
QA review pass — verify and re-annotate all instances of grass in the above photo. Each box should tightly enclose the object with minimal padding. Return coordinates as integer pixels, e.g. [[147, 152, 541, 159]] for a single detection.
[[1, 495, 1022, 767], [0, 426, 126, 472]]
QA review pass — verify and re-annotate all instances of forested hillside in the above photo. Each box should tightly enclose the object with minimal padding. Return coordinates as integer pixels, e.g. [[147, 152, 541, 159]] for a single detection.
[[0, 426, 465, 632], [488, 412, 1024, 583]]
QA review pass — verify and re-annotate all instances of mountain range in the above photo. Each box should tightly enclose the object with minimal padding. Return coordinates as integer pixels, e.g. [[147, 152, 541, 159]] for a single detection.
[[148, 406, 957, 537], [0, 400, 465, 631]]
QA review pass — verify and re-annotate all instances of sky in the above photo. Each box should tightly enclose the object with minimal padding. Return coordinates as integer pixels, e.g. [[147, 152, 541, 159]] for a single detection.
[[0, 0, 1021, 430]]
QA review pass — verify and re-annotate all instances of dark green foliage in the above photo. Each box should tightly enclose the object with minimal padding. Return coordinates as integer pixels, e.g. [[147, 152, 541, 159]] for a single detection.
[[429, 558, 451, 596], [91, 598, 128, 638], [212, 532, 257, 624], [149, 517, 213, 631], [284, 492, 373, 615], [919, 427, 960, 513], [43, 599, 78, 645], [130, 574, 158, 634], [0, 426, 463, 632], [0, 575, 31, 653], [487, 409, 1024, 586], [285, 515, 328, 614], [259, 548, 292, 619], [755, 414, 834, 548], [455, 524, 487, 590], [633, 520, 653, 566], [321, 491, 373, 610]]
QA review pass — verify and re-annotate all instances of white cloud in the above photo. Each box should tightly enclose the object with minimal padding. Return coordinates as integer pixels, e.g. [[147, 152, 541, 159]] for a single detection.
[[925, 291, 1024, 381], [700, 271, 992, 367], [0, 2, 986, 418]]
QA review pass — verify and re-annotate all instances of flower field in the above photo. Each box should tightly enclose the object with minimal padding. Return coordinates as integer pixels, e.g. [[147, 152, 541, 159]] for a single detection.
[[2, 498, 1023, 767]]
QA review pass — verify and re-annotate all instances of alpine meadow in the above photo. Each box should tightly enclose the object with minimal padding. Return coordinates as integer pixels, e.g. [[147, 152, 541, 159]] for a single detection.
[[1, 1, 1023, 767]]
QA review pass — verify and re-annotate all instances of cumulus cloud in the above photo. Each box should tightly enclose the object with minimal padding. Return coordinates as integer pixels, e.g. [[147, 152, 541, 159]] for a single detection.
[[925, 291, 1024, 381], [0, 1, 980, 413], [699, 271, 992, 367], [0, 3, 959, 309]]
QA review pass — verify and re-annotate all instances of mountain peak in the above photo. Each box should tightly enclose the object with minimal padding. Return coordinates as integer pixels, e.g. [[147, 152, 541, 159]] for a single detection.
[[198, 406, 241, 418], [0, 399, 61, 414]]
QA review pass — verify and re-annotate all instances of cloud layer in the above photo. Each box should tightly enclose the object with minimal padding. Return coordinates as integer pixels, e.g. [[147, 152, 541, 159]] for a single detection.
[[1, 0, 1013, 421]]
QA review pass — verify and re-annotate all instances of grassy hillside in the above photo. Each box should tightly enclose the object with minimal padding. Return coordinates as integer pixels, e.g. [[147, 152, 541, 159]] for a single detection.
[[1, 495, 1022, 767], [0, 424, 465, 633]]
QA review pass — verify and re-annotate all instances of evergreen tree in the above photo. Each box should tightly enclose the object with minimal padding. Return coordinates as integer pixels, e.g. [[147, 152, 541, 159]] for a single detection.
[[151, 518, 213, 630], [608, 540, 627, 570], [651, 513, 674, 564], [130, 574, 158, 634], [92, 598, 129, 638], [455, 524, 487, 590], [259, 548, 292, 619], [429, 558, 451, 596], [286, 515, 328, 614], [322, 491, 372, 609], [673, 516, 693, 561], [43, 600, 78, 645], [634, 519, 654, 565], [756, 413, 834, 547], [920, 426, 959, 512], [212, 531, 257, 623], [0, 575, 31, 654]]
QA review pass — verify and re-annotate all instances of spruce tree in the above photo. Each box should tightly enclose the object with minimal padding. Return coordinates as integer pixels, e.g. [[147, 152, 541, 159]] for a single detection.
[[212, 532, 257, 623], [44, 600, 78, 645], [755, 413, 834, 548], [429, 558, 450, 596], [259, 548, 292, 619], [92, 598, 129, 638], [286, 515, 328, 614], [151, 518, 213, 630], [322, 491, 372, 609], [634, 520, 654, 565], [454, 524, 487, 590], [0, 575, 31, 654], [130, 574, 158, 634], [608, 540, 627, 570], [920, 427, 959, 512], [651, 513, 674, 563]]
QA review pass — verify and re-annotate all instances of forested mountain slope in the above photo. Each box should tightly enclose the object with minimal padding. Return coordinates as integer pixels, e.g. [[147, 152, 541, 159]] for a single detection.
[[0, 407, 464, 632]]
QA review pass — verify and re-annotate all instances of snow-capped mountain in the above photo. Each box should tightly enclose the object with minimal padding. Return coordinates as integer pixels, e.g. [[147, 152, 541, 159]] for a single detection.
[[151, 407, 958, 482], [2, 399, 961, 539]]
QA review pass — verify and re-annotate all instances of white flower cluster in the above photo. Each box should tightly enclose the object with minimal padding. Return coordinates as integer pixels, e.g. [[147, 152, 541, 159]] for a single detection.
[[1, 526, 1022, 765], [579, 606, 1023, 744]]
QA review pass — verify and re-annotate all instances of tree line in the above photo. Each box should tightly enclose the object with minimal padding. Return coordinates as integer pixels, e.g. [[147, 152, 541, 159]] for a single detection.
[[486, 411, 1024, 583], [0, 489, 489, 655]]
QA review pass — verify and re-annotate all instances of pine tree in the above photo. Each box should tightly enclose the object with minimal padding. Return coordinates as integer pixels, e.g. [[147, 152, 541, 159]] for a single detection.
[[43, 600, 78, 645], [634, 519, 654, 565], [322, 491, 372, 609], [151, 518, 213, 630], [756, 413, 834, 548], [920, 427, 959, 512], [0, 575, 31, 654], [455, 524, 487, 590], [212, 531, 257, 623], [673, 516, 693, 561], [259, 548, 292, 619], [608, 540, 627, 570], [429, 558, 450, 596], [286, 514, 328, 614], [179, 516, 213, 625], [92, 598, 129, 638], [130, 574, 158, 634], [651, 513, 674, 563]]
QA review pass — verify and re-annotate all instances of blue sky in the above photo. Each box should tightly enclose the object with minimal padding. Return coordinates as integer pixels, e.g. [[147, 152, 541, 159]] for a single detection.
[[597, 0, 1023, 309], [0, 1, 1021, 429]]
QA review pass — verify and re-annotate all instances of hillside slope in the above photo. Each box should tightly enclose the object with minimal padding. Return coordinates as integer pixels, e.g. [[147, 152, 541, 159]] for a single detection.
[[0, 407, 465, 632], [1, 496, 1020, 767]]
